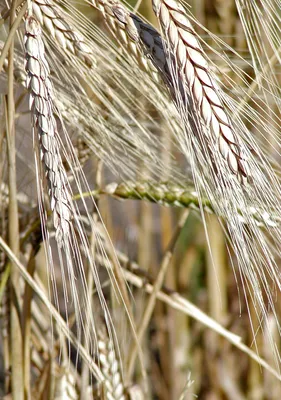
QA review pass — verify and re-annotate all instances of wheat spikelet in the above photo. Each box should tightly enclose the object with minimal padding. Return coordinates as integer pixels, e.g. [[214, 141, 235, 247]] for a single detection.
[[32, 0, 93, 67], [54, 364, 78, 400], [152, 0, 249, 181], [97, 328, 126, 400], [24, 14, 72, 246]]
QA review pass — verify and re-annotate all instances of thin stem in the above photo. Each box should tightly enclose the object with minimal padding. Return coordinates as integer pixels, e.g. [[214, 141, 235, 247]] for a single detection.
[[0, 3, 27, 74], [127, 210, 189, 380], [6, 1, 23, 397], [0, 0, 25, 22], [94, 244, 281, 382], [22, 248, 37, 399], [80, 160, 101, 399], [0, 264, 10, 302]]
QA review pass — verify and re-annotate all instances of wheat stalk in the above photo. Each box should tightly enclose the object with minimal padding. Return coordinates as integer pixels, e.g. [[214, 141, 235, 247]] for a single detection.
[[24, 17, 117, 375], [3, 57, 26, 86], [0, 236, 107, 384], [32, 0, 94, 67], [0, 263, 10, 393], [152, 0, 249, 181], [24, 14, 72, 246]]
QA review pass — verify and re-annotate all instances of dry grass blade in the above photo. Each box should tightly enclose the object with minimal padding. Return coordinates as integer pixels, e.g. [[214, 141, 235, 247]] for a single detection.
[[127, 209, 189, 379], [152, 0, 249, 181], [0, 235, 106, 384], [95, 245, 281, 382], [6, 2, 24, 397], [24, 15, 72, 246], [0, 263, 10, 394]]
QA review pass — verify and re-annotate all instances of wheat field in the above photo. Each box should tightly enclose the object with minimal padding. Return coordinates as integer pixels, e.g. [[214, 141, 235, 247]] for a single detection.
[[1, 0, 281, 398]]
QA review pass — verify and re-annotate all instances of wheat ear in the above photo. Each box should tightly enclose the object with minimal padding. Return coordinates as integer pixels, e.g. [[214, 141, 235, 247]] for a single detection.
[[152, 0, 249, 181], [97, 328, 126, 400], [104, 180, 280, 228], [32, 0, 93, 67], [54, 363, 78, 400], [24, 15, 72, 246], [91, 0, 248, 183]]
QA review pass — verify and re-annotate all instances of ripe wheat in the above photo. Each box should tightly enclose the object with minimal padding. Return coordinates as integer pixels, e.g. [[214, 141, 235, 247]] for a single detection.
[[152, 0, 249, 181], [24, 14, 72, 247], [97, 328, 126, 400], [91, 0, 180, 90], [32, 0, 94, 67], [91, 0, 253, 186], [23, 10, 117, 368], [5, 44, 179, 184]]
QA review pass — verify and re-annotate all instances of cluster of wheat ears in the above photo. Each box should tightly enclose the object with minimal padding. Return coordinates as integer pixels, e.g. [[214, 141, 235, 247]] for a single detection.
[[2, 0, 281, 398]]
